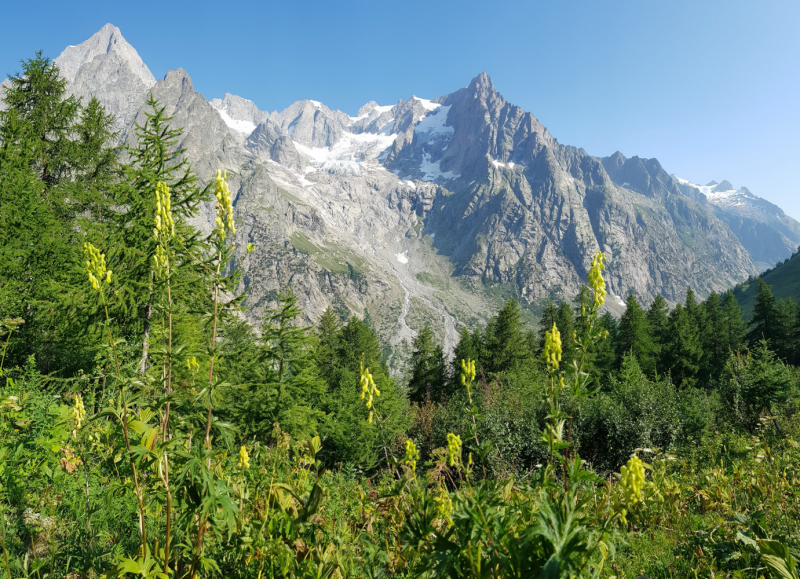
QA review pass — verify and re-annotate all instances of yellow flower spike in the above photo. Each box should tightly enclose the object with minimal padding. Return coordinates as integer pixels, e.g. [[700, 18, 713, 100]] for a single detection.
[[246, 242, 255, 254], [621, 456, 645, 508], [446, 433, 462, 467], [238, 445, 250, 470], [359, 359, 381, 422], [83, 243, 110, 293], [588, 251, 607, 309], [404, 439, 419, 475], [543, 323, 562, 372], [213, 169, 235, 240], [368, 411, 373, 424], [73, 394, 86, 431]]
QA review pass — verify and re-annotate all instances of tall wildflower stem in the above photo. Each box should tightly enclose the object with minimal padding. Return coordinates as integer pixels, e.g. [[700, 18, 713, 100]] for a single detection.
[[84, 242, 147, 556], [191, 169, 235, 579], [154, 180, 178, 571]]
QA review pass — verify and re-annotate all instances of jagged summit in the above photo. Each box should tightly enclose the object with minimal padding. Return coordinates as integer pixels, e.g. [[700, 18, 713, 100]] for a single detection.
[[55, 23, 154, 87], [45, 24, 800, 360], [53, 24, 155, 134]]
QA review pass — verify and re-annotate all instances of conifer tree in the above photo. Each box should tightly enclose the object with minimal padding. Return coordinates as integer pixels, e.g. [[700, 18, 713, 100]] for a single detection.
[[109, 95, 211, 370], [0, 53, 117, 372], [775, 298, 798, 362], [315, 306, 341, 386], [408, 325, 446, 403], [485, 300, 528, 374], [451, 325, 482, 390], [723, 291, 746, 353], [537, 300, 559, 355], [664, 303, 702, 387], [702, 291, 728, 379], [748, 279, 779, 347], [647, 295, 669, 372], [617, 294, 657, 375]]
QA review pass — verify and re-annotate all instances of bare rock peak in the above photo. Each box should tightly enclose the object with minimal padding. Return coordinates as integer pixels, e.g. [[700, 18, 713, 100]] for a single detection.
[[55, 23, 155, 88]]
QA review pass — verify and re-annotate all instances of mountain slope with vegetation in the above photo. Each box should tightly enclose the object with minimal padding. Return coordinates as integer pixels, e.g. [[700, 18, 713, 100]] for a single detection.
[[1, 50, 800, 578], [38, 24, 800, 370]]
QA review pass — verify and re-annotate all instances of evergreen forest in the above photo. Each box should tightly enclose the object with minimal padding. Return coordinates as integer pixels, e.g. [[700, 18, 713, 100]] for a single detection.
[[0, 54, 799, 578]]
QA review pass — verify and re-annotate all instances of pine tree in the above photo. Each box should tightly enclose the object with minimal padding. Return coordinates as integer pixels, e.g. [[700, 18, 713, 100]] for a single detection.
[[617, 294, 657, 375], [315, 306, 341, 387], [702, 291, 727, 379], [748, 279, 779, 347], [646, 295, 669, 373], [408, 325, 446, 403], [485, 300, 528, 374], [722, 291, 746, 354], [664, 303, 702, 387], [109, 95, 211, 369], [0, 53, 117, 373]]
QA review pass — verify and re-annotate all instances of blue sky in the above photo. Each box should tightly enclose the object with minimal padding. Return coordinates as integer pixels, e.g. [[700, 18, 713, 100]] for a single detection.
[[3, 0, 799, 221]]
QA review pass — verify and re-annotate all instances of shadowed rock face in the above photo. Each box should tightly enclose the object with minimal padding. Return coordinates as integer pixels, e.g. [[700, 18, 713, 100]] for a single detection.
[[52, 24, 794, 363]]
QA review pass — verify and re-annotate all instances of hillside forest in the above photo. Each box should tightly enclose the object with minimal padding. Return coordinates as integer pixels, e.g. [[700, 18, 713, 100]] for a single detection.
[[0, 54, 799, 578]]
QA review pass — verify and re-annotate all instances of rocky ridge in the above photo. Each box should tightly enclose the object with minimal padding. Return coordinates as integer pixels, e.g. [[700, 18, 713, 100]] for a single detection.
[[29, 24, 799, 367], [671, 175, 800, 271]]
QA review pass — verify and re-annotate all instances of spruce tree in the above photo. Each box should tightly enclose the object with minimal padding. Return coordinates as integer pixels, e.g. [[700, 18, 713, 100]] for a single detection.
[[408, 325, 446, 403], [722, 291, 746, 353], [617, 294, 657, 375], [485, 300, 528, 374], [702, 291, 727, 379], [647, 295, 669, 372], [664, 303, 702, 388], [748, 279, 779, 347]]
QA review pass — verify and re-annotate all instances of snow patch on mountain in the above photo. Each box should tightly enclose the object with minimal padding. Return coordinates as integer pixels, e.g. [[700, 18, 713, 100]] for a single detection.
[[411, 96, 440, 111], [673, 175, 739, 199], [414, 105, 453, 138], [294, 131, 397, 176], [420, 153, 458, 181], [491, 159, 517, 169], [213, 107, 257, 135]]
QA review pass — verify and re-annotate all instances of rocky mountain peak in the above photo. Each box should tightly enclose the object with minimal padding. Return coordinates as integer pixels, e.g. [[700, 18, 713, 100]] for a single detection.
[[468, 72, 495, 92], [55, 23, 154, 87], [716, 180, 735, 191]]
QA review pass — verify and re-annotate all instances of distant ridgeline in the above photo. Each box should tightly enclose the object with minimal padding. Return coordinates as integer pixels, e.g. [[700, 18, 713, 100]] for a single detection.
[[20, 23, 800, 367], [733, 246, 800, 319]]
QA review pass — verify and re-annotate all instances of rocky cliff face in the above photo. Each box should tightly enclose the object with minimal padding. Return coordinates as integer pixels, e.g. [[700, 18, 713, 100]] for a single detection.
[[55, 24, 156, 134], [42, 24, 794, 365], [671, 176, 800, 271]]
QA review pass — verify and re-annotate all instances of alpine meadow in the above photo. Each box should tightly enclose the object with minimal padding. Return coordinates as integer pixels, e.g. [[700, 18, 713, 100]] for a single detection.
[[1, 22, 800, 579]]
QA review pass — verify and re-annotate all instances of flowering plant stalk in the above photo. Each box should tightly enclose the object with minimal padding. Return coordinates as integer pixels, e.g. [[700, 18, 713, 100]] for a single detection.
[[83, 242, 148, 556]]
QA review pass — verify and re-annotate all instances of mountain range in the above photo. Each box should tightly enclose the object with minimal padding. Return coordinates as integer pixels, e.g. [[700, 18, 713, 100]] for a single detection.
[[13, 23, 800, 367]]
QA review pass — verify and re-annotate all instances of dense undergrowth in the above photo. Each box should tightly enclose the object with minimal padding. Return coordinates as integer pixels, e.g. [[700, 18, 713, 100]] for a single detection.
[[0, 54, 799, 578]]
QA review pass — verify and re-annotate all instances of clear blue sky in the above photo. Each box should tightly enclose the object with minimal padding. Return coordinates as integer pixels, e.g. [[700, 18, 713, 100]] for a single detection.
[[3, 0, 799, 220]]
